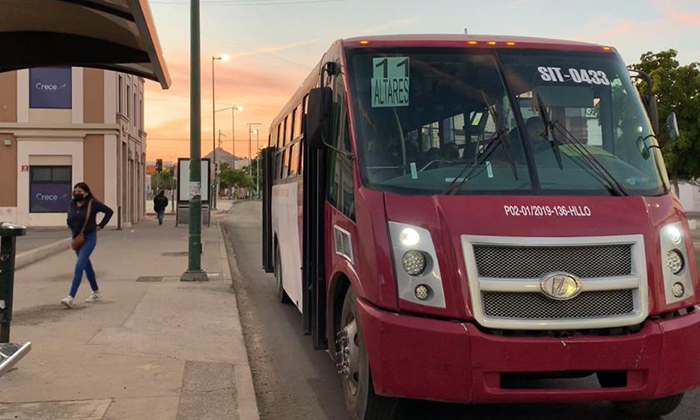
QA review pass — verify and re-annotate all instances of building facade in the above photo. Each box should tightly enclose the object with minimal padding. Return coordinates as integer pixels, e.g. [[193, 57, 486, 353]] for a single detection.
[[0, 68, 146, 227]]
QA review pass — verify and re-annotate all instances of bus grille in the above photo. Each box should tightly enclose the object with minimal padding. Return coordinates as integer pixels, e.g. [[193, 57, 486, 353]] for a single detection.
[[473, 244, 632, 278], [482, 290, 635, 319]]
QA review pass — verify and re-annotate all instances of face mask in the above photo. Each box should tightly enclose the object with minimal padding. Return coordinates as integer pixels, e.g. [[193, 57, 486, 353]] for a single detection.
[[73, 193, 85, 201]]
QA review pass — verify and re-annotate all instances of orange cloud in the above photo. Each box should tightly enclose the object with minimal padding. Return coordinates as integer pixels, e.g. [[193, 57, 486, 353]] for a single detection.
[[145, 50, 311, 162]]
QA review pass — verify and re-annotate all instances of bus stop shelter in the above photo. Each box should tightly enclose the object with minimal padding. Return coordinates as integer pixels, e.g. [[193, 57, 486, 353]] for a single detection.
[[0, 0, 171, 87], [0, 0, 170, 375]]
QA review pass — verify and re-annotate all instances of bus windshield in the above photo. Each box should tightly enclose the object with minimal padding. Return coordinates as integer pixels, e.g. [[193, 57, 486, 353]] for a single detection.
[[345, 47, 670, 196]]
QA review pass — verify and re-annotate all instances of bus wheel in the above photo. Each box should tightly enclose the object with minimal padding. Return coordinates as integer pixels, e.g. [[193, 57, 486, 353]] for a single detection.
[[274, 247, 292, 304], [614, 393, 684, 418], [338, 287, 398, 420]]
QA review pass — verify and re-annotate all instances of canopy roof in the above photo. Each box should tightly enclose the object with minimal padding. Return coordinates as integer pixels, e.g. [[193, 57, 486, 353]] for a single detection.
[[0, 0, 170, 88]]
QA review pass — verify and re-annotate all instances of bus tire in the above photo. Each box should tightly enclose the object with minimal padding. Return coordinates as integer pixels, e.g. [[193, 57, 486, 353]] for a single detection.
[[339, 287, 398, 420], [614, 393, 684, 418], [274, 246, 292, 304]]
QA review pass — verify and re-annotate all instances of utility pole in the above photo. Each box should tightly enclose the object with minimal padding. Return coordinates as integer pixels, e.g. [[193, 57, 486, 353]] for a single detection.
[[255, 128, 260, 198], [181, 0, 207, 282], [247, 122, 261, 199], [211, 54, 228, 210]]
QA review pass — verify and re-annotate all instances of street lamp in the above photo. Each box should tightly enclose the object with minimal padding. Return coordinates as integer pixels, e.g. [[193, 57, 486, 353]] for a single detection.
[[247, 122, 261, 199], [215, 105, 242, 169], [211, 54, 229, 209]]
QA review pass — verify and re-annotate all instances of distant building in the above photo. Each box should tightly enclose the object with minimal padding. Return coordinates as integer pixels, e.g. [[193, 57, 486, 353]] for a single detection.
[[0, 68, 146, 227], [204, 147, 249, 170]]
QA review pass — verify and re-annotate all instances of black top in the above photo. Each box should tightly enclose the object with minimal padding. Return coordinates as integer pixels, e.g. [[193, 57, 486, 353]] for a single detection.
[[154, 194, 169, 212], [67, 199, 114, 238]]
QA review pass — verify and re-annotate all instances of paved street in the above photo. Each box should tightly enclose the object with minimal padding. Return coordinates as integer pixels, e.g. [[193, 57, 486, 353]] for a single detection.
[[223, 201, 700, 420]]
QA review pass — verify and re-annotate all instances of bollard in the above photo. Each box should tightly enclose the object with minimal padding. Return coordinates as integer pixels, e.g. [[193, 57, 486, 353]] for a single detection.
[[0, 222, 27, 343]]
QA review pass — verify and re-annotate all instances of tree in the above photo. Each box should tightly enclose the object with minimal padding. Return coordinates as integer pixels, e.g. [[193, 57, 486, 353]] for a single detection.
[[630, 50, 700, 182], [151, 167, 174, 191], [219, 162, 235, 190]]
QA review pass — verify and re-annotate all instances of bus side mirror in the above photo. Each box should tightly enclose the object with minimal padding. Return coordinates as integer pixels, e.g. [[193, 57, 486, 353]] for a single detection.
[[643, 93, 660, 135], [666, 112, 680, 142], [629, 69, 660, 135], [306, 86, 332, 150]]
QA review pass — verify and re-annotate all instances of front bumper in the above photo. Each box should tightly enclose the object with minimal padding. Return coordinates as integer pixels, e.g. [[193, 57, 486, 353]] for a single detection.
[[357, 298, 700, 404]]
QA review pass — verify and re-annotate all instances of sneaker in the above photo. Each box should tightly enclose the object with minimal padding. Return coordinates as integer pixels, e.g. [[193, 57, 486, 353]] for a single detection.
[[85, 292, 100, 303], [61, 296, 74, 308]]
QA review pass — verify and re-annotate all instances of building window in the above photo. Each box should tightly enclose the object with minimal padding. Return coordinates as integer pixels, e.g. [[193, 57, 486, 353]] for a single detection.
[[29, 68, 72, 109], [118, 75, 123, 114], [127, 85, 131, 118], [29, 166, 72, 213], [140, 96, 144, 131]]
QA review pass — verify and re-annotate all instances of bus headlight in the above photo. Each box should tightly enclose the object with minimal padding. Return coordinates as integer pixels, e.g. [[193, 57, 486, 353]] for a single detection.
[[665, 225, 683, 245], [399, 228, 420, 246], [666, 250, 685, 275], [402, 250, 427, 276], [660, 222, 694, 304], [388, 222, 445, 309]]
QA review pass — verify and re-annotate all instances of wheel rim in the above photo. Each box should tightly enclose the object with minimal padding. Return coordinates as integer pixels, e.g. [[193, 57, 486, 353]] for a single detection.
[[339, 315, 361, 396]]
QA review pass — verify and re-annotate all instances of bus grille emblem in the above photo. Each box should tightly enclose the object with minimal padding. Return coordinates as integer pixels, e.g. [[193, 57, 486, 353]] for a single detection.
[[540, 272, 582, 300]]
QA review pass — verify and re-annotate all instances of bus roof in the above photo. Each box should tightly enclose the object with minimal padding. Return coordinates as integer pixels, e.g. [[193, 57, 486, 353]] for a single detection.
[[342, 34, 615, 53]]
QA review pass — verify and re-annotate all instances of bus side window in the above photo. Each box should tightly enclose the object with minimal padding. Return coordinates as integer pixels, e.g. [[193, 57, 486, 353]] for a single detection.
[[288, 143, 298, 177], [327, 73, 355, 220], [280, 149, 287, 179], [340, 116, 355, 220]]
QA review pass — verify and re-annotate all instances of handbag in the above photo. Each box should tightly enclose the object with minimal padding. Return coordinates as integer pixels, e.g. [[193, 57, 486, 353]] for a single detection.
[[71, 199, 93, 251]]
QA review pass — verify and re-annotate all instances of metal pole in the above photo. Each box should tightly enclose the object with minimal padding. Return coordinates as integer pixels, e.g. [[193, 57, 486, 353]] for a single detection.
[[211, 57, 217, 210], [182, 0, 207, 282], [255, 128, 260, 197], [248, 124, 252, 177], [232, 108, 236, 169]]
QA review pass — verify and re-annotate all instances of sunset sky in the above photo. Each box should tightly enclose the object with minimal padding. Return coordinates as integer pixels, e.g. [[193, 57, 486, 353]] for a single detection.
[[144, 0, 700, 162]]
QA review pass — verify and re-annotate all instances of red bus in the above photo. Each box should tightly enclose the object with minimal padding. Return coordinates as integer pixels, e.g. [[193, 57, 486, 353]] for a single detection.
[[261, 34, 699, 419]]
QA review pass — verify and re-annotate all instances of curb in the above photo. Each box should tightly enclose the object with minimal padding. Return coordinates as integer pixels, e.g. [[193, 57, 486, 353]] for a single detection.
[[216, 221, 261, 420], [15, 238, 71, 270]]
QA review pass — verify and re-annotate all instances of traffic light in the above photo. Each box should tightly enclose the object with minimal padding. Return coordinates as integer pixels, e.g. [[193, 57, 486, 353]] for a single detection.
[[156, 159, 163, 172]]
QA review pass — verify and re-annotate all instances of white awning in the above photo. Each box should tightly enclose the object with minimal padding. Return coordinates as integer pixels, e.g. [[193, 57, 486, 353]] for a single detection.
[[0, 0, 171, 89]]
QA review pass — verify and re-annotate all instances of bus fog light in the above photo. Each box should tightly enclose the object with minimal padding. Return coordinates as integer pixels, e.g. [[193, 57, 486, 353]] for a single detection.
[[402, 250, 427, 276], [399, 228, 420, 246], [672, 282, 685, 298], [666, 250, 685, 274], [415, 284, 431, 301]]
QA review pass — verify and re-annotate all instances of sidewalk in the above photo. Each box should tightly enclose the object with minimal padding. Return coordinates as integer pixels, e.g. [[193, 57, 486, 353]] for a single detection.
[[15, 227, 70, 255], [0, 215, 259, 420]]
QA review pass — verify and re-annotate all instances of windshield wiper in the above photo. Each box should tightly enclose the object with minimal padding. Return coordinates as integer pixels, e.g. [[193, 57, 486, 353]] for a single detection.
[[443, 96, 518, 195], [443, 127, 512, 195], [535, 94, 563, 170], [551, 119, 629, 197], [535, 95, 627, 197]]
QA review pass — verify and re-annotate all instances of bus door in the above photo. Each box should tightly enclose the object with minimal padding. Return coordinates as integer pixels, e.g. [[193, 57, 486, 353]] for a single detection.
[[261, 146, 276, 273], [302, 85, 332, 347]]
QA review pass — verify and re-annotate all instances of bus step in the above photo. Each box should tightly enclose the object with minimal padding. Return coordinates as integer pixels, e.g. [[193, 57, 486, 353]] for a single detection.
[[0, 342, 32, 377]]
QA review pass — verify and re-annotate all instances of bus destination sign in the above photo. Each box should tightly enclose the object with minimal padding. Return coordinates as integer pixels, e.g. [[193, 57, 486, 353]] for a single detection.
[[371, 57, 410, 108]]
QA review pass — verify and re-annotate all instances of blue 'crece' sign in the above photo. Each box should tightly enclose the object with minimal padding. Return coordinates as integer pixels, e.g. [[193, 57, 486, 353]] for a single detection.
[[30, 183, 72, 213], [30, 68, 72, 109]]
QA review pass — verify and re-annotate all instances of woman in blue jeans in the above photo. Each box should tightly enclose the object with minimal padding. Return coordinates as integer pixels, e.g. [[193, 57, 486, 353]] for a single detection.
[[61, 182, 113, 308]]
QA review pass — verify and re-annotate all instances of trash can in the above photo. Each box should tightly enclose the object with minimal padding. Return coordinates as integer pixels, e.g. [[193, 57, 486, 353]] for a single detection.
[[0, 222, 31, 377]]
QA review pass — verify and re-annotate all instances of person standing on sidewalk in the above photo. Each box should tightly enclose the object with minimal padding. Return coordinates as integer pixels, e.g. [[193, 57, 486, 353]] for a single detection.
[[61, 182, 113, 308], [153, 190, 168, 226]]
